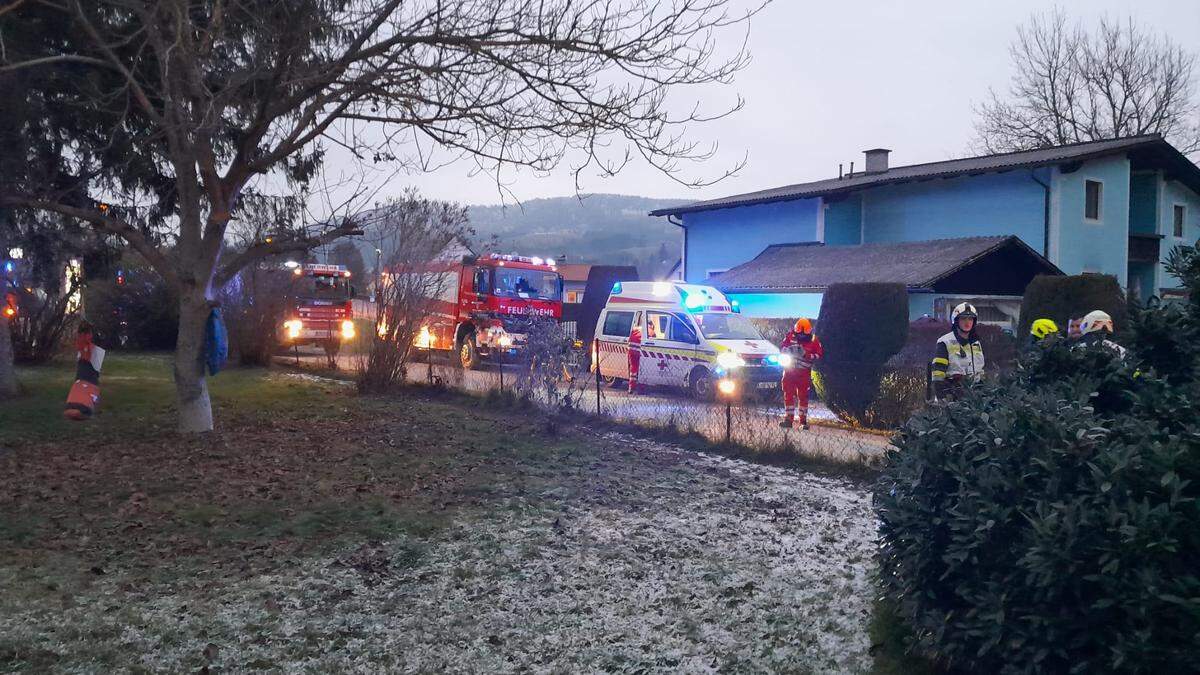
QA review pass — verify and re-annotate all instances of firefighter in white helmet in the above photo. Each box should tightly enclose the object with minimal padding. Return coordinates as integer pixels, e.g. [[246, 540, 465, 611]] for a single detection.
[[931, 302, 985, 399], [1074, 309, 1127, 358]]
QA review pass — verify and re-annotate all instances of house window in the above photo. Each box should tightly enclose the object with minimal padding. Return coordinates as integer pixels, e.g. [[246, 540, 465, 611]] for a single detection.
[[1084, 180, 1102, 220], [1174, 204, 1186, 238]]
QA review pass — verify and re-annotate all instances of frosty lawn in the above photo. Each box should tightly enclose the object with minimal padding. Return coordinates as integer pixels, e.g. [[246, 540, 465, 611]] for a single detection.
[[1, 357, 875, 672]]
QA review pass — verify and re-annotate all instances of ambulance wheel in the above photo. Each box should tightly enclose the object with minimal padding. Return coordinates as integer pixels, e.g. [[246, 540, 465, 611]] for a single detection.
[[689, 367, 715, 401], [459, 337, 481, 370]]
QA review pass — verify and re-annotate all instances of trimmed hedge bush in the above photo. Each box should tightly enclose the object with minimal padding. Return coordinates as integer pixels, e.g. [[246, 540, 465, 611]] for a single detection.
[[877, 243, 1200, 674], [1018, 273, 1128, 339], [815, 283, 909, 422]]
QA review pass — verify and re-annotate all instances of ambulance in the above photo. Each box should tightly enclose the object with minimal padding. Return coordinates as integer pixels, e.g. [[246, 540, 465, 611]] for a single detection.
[[593, 281, 784, 400]]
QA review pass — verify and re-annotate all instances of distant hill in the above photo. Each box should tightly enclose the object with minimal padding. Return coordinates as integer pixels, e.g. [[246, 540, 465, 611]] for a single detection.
[[467, 194, 689, 278]]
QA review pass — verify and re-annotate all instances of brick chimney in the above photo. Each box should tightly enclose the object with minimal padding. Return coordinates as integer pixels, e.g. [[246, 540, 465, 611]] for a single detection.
[[863, 148, 891, 173]]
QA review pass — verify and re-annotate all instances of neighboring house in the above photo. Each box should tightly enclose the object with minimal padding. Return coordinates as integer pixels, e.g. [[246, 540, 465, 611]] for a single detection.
[[712, 236, 1060, 325], [651, 134, 1200, 322], [557, 264, 592, 304]]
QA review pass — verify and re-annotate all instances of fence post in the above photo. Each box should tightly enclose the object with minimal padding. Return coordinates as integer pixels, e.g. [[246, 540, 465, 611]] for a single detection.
[[725, 399, 732, 443], [498, 344, 504, 392], [594, 338, 601, 416], [427, 344, 433, 385]]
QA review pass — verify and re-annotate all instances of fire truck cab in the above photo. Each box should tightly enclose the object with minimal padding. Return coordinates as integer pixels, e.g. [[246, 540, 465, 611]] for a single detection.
[[419, 254, 564, 369], [280, 263, 356, 357]]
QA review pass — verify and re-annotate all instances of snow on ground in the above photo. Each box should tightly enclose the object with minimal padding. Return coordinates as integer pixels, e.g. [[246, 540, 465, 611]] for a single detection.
[[1, 434, 876, 673]]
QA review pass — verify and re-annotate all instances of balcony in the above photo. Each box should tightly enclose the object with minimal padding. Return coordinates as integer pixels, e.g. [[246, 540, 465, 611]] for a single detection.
[[1128, 233, 1163, 264]]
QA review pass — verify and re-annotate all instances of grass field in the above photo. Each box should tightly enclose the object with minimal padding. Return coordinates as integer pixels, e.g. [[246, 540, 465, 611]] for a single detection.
[[0, 354, 921, 672]]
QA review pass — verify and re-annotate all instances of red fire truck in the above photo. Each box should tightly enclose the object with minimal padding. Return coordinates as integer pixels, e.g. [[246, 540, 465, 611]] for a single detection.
[[279, 263, 356, 358], [411, 253, 564, 368]]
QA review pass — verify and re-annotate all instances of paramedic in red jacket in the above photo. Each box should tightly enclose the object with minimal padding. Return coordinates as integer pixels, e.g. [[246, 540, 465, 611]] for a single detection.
[[779, 318, 823, 429], [627, 319, 642, 394]]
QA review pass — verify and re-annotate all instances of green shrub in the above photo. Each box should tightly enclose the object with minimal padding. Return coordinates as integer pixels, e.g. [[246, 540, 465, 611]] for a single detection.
[[1018, 273, 1128, 339], [814, 283, 908, 422], [877, 243, 1200, 674], [85, 261, 179, 350]]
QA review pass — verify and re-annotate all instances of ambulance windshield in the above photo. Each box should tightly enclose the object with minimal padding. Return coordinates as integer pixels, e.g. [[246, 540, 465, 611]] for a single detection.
[[693, 313, 763, 341]]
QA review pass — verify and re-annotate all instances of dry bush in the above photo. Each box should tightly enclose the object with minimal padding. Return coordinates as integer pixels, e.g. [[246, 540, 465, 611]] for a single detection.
[[356, 192, 470, 393]]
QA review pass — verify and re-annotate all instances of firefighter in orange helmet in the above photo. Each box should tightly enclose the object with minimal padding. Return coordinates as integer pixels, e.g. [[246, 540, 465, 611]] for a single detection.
[[779, 317, 823, 429], [627, 315, 642, 394]]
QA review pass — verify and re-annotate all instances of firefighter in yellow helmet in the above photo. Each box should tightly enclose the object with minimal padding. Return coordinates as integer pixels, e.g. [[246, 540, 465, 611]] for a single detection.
[[1030, 318, 1060, 342], [931, 302, 985, 399]]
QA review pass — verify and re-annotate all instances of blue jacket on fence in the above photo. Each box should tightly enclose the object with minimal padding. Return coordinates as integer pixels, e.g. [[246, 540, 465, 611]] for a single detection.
[[205, 308, 228, 375]]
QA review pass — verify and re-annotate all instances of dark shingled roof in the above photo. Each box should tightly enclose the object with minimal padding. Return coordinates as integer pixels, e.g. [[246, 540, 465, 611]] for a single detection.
[[651, 134, 1200, 217], [711, 236, 1060, 293]]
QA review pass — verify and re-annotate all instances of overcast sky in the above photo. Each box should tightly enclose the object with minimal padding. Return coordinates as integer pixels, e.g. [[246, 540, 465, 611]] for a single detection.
[[317, 0, 1200, 212]]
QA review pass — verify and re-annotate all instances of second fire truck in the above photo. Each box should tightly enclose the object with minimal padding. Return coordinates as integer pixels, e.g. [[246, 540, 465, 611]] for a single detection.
[[404, 253, 564, 368]]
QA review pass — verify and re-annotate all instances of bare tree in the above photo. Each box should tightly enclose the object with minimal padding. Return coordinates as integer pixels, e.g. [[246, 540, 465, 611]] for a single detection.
[[974, 10, 1200, 156], [358, 191, 470, 393], [0, 0, 760, 431]]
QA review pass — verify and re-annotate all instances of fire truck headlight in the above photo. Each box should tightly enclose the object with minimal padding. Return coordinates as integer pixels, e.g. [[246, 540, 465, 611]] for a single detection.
[[717, 378, 737, 396], [284, 319, 303, 340], [340, 319, 356, 340], [716, 351, 745, 369], [416, 326, 434, 349], [498, 335, 514, 347]]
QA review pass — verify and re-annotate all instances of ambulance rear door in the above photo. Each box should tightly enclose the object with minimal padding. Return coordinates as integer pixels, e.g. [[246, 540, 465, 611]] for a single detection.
[[596, 308, 638, 380]]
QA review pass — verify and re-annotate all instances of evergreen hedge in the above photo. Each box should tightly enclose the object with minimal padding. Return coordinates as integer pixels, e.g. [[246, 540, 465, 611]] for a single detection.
[[877, 244, 1200, 674], [814, 283, 908, 422]]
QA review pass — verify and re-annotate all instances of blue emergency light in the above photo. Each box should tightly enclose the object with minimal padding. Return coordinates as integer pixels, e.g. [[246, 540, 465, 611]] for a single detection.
[[679, 288, 705, 311], [611, 281, 622, 294]]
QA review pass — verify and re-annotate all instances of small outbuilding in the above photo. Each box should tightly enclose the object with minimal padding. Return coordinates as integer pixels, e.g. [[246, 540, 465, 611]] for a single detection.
[[710, 235, 1062, 328]]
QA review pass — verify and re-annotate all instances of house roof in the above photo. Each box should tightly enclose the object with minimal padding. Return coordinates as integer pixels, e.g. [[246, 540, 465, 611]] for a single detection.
[[651, 134, 1200, 217], [555, 263, 593, 282], [711, 236, 1061, 293]]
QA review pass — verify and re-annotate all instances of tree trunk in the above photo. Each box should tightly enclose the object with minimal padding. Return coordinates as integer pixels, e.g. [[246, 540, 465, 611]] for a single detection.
[[174, 292, 213, 432], [0, 314, 17, 397]]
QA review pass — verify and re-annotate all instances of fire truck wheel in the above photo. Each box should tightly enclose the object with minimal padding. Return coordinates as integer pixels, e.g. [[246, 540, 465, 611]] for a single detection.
[[459, 337, 481, 370], [689, 367, 715, 402], [602, 374, 625, 388]]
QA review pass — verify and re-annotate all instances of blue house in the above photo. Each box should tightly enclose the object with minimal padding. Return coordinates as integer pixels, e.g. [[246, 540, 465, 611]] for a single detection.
[[650, 135, 1200, 325]]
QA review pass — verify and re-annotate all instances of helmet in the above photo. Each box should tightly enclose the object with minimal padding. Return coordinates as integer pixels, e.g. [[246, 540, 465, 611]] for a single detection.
[[950, 302, 978, 326], [1080, 310, 1114, 335], [1030, 318, 1059, 340], [793, 318, 812, 334]]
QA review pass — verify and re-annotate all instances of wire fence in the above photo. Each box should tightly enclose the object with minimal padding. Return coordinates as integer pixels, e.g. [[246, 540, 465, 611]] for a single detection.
[[395, 342, 896, 468]]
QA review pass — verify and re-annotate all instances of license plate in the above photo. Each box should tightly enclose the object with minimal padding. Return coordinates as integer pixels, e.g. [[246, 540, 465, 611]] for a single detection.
[[757, 382, 777, 389]]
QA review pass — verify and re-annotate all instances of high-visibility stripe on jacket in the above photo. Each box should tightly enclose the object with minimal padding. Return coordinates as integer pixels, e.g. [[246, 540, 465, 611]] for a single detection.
[[931, 331, 984, 382]]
